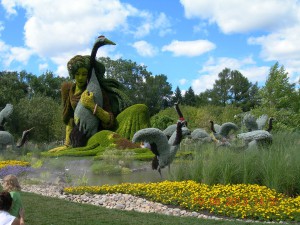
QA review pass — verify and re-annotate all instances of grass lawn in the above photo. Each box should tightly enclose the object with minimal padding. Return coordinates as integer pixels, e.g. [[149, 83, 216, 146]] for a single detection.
[[22, 191, 284, 225]]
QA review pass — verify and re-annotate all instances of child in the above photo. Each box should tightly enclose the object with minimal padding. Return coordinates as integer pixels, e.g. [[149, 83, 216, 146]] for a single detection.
[[2, 174, 23, 218]]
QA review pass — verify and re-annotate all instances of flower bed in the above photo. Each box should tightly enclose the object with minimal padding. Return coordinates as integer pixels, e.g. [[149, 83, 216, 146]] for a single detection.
[[0, 160, 33, 178], [64, 180, 300, 222]]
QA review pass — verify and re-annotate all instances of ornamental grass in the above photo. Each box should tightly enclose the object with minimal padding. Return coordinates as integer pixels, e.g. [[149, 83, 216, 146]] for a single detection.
[[64, 180, 300, 222]]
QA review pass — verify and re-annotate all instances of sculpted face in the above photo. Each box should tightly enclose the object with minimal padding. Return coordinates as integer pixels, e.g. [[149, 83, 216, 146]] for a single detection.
[[75, 67, 88, 90]]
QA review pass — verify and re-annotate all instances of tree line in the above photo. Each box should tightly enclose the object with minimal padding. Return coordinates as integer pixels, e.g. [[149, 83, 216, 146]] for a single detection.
[[1, 58, 299, 143]]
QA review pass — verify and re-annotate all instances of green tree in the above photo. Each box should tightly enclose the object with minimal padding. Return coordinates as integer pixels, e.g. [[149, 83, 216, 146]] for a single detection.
[[0, 71, 29, 106], [196, 90, 212, 106], [172, 86, 183, 104], [210, 68, 231, 106], [14, 95, 63, 142], [29, 71, 69, 103], [100, 57, 172, 116], [100, 57, 151, 104], [183, 86, 196, 106], [142, 74, 173, 115], [260, 62, 297, 110]]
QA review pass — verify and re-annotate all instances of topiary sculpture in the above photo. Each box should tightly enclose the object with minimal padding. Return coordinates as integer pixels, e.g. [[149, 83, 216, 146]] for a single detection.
[[0, 104, 13, 131], [132, 120, 191, 176], [243, 113, 269, 132], [0, 131, 15, 151]]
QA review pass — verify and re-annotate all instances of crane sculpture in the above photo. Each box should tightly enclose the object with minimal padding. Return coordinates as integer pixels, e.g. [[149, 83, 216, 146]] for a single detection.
[[132, 119, 190, 176]]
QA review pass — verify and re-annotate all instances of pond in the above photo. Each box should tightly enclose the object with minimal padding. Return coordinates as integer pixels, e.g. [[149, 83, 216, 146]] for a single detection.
[[27, 157, 171, 186]]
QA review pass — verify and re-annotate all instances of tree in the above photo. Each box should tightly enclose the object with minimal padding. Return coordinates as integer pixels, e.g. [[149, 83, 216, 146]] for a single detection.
[[229, 70, 252, 111], [100, 57, 151, 104], [183, 86, 196, 106], [142, 74, 173, 115], [172, 86, 183, 104], [14, 95, 63, 142], [29, 71, 69, 103], [100, 57, 172, 116], [0, 71, 29, 106], [260, 62, 297, 110], [210, 68, 231, 106]]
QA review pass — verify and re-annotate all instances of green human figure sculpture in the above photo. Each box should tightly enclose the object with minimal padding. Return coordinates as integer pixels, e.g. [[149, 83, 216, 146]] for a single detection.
[[50, 36, 150, 152]]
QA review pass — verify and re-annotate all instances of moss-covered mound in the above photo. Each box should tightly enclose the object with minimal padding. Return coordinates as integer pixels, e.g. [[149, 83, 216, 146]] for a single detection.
[[115, 104, 150, 140], [43, 130, 150, 158]]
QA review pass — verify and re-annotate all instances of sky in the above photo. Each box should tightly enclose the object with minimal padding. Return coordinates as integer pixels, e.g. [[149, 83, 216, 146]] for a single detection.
[[1, 0, 300, 95]]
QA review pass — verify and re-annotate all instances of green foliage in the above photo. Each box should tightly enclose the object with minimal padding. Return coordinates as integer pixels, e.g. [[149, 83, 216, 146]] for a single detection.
[[183, 86, 196, 106], [171, 86, 182, 104], [251, 106, 300, 132], [44, 130, 141, 157], [171, 131, 300, 196], [154, 105, 242, 131], [0, 71, 30, 106], [13, 95, 63, 142], [29, 71, 69, 103], [101, 57, 173, 116], [150, 114, 174, 130], [116, 104, 150, 139], [259, 62, 297, 110]]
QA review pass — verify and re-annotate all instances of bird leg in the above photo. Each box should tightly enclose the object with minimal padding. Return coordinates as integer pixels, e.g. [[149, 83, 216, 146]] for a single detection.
[[158, 167, 162, 179]]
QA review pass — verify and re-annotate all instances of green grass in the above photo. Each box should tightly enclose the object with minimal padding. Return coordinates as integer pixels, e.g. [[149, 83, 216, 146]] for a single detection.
[[171, 132, 300, 196], [22, 191, 282, 225]]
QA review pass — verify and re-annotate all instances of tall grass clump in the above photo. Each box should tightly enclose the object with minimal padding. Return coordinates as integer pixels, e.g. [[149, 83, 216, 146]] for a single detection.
[[171, 131, 300, 196], [259, 131, 300, 196]]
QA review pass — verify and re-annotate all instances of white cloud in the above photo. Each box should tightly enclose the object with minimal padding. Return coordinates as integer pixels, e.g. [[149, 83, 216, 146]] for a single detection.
[[132, 41, 157, 57], [192, 56, 269, 94], [132, 12, 172, 38], [179, 79, 187, 85], [162, 39, 215, 57], [248, 25, 300, 82], [4, 47, 33, 66], [180, 0, 300, 34], [38, 63, 48, 71], [1, 0, 17, 16]]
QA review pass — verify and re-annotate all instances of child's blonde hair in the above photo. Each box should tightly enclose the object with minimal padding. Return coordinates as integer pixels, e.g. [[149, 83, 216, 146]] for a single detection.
[[3, 174, 21, 192]]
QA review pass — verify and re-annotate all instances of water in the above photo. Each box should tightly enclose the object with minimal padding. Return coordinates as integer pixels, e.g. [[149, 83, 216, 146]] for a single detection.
[[30, 157, 169, 186]]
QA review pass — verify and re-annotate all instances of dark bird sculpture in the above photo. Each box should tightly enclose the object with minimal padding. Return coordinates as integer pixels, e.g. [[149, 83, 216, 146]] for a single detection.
[[266, 117, 274, 132], [132, 120, 191, 176], [16, 127, 34, 148]]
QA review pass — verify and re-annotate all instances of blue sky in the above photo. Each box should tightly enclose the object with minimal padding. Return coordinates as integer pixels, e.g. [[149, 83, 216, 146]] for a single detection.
[[1, 0, 300, 94]]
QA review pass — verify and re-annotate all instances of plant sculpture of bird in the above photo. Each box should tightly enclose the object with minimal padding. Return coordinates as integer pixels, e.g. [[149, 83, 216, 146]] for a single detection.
[[162, 102, 186, 139], [0, 104, 13, 131], [73, 36, 116, 141], [132, 120, 191, 176], [242, 113, 269, 132], [237, 115, 274, 150], [16, 127, 34, 148], [190, 128, 212, 143], [209, 120, 238, 142], [266, 117, 274, 132]]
